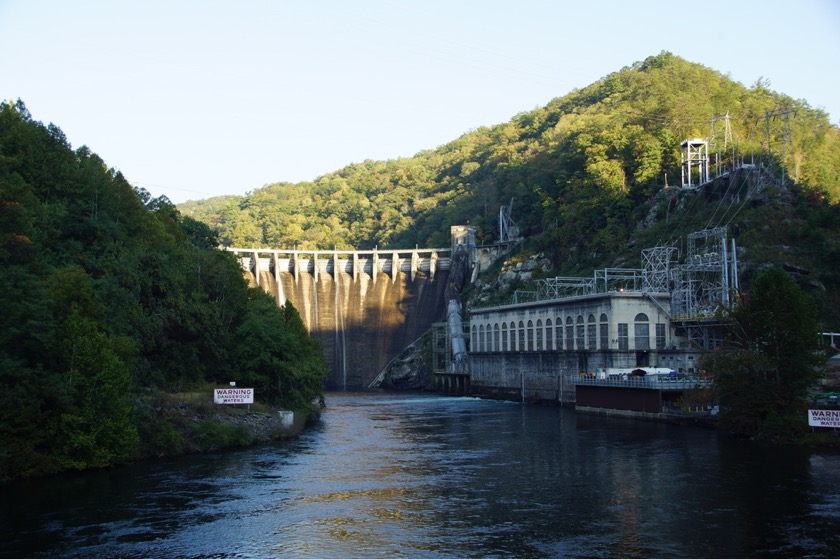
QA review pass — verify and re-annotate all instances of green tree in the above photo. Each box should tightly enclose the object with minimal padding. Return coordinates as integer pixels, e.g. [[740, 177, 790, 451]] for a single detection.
[[706, 267, 823, 439], [0, 266, 63, 479], [233, 295, 326, 415], [55, 310, 139, 470]]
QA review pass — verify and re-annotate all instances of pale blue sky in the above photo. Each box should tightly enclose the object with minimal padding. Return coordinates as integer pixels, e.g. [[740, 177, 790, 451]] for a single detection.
[[2, 0, 838, 203]]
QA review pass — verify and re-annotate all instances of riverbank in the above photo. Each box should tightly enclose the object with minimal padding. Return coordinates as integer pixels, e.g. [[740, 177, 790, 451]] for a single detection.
[[135, 389, 312, 459], [1, 391, 315, 483], [7, 392, 838, 558]]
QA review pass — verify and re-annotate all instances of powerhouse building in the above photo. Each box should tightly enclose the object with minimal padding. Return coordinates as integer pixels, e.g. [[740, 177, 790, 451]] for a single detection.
[[468, 290, 700, 374]]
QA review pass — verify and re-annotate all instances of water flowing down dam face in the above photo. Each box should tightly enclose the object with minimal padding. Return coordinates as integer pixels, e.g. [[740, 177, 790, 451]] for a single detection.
[[251, 269, 449, 389]]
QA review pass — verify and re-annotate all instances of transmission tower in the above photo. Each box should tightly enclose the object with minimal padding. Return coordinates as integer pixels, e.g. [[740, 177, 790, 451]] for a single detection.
[[764, 109, 796, 183], [642, 246, 678, 292], [709, 112, 733, 177], [499, 198, 520, 243], [670, 227, 738, 319]]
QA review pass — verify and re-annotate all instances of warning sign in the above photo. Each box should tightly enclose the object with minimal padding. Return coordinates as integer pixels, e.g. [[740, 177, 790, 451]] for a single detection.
[[214, 388, 254, 405], [807, 409, 840, 428]]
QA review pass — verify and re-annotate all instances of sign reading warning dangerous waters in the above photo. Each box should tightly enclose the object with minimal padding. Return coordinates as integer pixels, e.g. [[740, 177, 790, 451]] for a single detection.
[[807, 409, 840, 428], [214, 388, 254, 405]]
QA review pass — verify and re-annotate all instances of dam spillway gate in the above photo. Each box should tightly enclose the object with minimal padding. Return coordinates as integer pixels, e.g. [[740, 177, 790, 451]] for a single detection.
[[228, 248, 453, 390]]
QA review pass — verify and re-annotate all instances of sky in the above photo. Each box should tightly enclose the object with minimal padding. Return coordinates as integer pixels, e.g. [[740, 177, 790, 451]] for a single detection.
[[2, 0, 839, 204]]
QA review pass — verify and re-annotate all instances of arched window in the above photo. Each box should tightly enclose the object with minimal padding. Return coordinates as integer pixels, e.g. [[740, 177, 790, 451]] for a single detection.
[[545, 319, 553, 351], [471, 325, 477, 351], [502, 323, 508, 352], [493, 324, 500, 352], [599, 313, 609, 349], [587, 314, 597, 350], [518, 321, 526, 351], [618, 323, 629, 350], [536, 319, 543, 350], [656, 323, 666, 349], [479, 324, 485, 352], [566, 316, 574, 350], [576, 316, 585, 350], [555, 319, 563, 350], [634, 313, 650, 350], [526, 320, 534, 351], [510, 322, 517, 351]]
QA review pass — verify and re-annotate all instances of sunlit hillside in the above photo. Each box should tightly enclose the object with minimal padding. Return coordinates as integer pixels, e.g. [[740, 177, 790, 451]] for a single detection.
[[180, 52, 840, 326]]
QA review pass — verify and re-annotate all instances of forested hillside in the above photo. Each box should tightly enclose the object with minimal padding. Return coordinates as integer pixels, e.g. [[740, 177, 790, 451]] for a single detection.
[[0, 101, 326, 480], [181, 52, 840, 327], [182, 53, 839, 248]]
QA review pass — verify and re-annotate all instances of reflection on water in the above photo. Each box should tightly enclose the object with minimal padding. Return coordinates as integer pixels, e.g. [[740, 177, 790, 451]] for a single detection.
[[1, 392, 839, 558]]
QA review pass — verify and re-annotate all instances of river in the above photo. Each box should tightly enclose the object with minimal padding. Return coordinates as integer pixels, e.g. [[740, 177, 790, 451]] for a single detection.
[[2, 392, 840, 558]]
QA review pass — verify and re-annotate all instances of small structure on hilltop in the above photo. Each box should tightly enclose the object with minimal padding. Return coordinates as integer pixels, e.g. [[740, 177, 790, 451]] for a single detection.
[[681, 138, 709, 189]]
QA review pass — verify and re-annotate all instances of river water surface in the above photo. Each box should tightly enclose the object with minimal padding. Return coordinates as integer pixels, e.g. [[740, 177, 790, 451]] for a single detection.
[[2, 392, 840, 558]]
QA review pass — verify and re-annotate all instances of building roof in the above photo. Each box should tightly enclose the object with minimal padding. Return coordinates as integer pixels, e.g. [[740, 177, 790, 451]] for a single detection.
[[470, 290, 670, 315]]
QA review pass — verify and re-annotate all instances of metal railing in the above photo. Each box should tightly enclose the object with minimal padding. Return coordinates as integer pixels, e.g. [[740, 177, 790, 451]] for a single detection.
[[571, 376, 713, 389]]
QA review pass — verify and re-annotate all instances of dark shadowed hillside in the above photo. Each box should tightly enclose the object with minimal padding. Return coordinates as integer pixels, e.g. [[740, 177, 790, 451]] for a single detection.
[[0, 101, 327, 480]]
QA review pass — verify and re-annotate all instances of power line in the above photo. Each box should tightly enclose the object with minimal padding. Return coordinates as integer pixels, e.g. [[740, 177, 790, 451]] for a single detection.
[[130, 181, 227, 201]]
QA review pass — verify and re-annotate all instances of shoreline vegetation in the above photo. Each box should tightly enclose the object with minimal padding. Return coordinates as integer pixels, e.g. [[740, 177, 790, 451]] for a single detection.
[[0, 387, 316, 485], [133, 387, 314, 460]]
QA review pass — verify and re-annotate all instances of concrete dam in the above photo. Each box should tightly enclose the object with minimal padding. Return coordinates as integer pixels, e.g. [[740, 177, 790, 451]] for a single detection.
[[230, 248, 452, 389]]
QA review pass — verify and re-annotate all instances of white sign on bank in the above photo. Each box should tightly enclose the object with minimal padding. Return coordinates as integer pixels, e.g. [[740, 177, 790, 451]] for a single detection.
[[214, 388, 254, 405], [807, 409, 840, 428]]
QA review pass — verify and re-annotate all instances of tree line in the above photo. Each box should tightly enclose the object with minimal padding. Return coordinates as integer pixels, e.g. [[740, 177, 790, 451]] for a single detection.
[[0, 101, 327, 480], [182, 53, 840, 261]]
